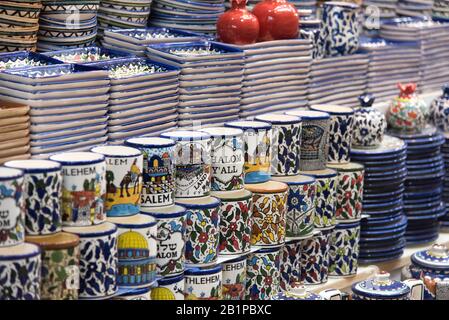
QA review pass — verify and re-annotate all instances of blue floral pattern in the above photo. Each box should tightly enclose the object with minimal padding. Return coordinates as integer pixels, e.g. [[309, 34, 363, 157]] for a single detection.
[[246, 249, 281, 300], [271, 123, 302, 175], [327, 114, 354, 163], [285, 183, 316, 237], [300, 230, 331, 284], [280, 241, 302, 291], [329, 224, 360, 276]]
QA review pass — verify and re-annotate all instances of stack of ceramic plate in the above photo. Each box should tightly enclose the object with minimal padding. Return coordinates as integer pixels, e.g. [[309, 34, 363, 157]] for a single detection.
[[363, 0, 398, 20], [396, 0, 433, 17], [440, 132, 449, 230], [0, 64, 110, 158], [433, 0, 449, 18], [0, 0, 42, 52], [350, 135, 408, 264], [101, 27, 204, 56], [147, 41, 243, 127], [358, 37, 420, 102], [389, 125, 445, 244], [42, 46, 134, 64], [90, 57, 180, 143], [308, 53, 368, 108], [149, 0, 225, 36]]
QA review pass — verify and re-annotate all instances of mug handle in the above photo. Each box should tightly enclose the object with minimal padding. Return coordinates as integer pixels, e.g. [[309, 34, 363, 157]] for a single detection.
[[403, 279, 424, 300], [319, 289, 343, 300]]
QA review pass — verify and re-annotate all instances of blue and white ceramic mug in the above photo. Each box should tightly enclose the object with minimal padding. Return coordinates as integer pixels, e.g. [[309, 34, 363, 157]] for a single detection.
[[329, 220, 360, 277], [300, 229, 332, 285], [280, 239, 302, 292], [151, 273, 185, 300], [184, 265, 222, 300], [222, 255, 246, 300]]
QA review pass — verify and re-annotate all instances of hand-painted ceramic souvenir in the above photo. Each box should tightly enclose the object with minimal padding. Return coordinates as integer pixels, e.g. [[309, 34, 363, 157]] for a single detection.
[[300, 229, 332, 285], [91, 146, 143, 217], [160, 131, 212, 198], [386, 83, 428, 133], [273, 282, 343, 300], [184, 265, 222, 300], [0, 167, 25, 247], [211, 189, 252, 255], [285, 110, 330, 171], [429, 84, 449, 132], [310, 105, 354, 164], [326, 162, 364, 221], [352, 94, 387, 148], [246, 246, 281, 300], [112, 287, 151, 300], [225, 121, 272, 184], [151, 274, 185, 300], [280, 240, 302, 291], [300, 168, 337, 229], [198, 127, 245, 191], [124, 137, 176, 209], [63, 222, 118, 299], [245, 181, 288, 247], [142, 205, 186, 276], [176, 197, 221, 266], [0, 243, 41, 300], [26, 232, 80, 300], [49, 152, 107, 227], [328, 220, 360, 277], [255, 114, 302, 176], [222, 255, 246, 300], [272, 175, 316, 239], [107, 214, 157, 288]]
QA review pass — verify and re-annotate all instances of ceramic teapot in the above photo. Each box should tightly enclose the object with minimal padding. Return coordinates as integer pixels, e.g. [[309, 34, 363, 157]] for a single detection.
[[429, 84, 449, 132], [273, 282, 343, 300]]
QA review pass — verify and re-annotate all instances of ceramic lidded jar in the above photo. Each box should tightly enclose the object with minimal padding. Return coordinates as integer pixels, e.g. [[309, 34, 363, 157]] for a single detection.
[[272, 174, 316, 239], [255, 114, 302, 176], [328, 220, 360, 277], [49, 152, 107, 227], [160, 131, 212, 198], [0, 243, 41, 300], [91, 146, 143, 217], [280, 239, 302, 291], [176, 196, 221, 266], [124, 137, 176, 209], [184, 265, 223, 300], [199, 127, 245, 192], [112, 287, 151, 300], [285, 110, 330, 171], [151, 273, 185, 300], [0, 167, 25, 247], [429, 84, 449, 132], [273, 282, 343, 300], [107, 214, 158, 288], [63, 222, 118, 299], [300, 229, 332, 285], [26, 232, 80, 300], [142, 205, 186, 277], [222, 255, 247, 300], [245, 180, 288, 247], [225, 120, 272, 184], [352, 94, 387, 148]]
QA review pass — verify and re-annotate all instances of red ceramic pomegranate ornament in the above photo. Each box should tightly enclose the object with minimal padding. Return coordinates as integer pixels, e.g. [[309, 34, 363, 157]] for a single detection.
[[216, 0, 260, 45], [252, 0, 299, 41]]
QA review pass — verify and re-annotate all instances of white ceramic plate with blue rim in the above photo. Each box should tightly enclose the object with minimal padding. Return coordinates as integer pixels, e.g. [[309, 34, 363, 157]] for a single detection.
[[36, 40, 98, 53], [179, 90, 239, 100], [101, 36, 146, 52], [309, 79, 365, 93], [108, 114, 178, 132], [109, 83, 178, 99], [30, 102, 108, 116], [109, 109, 177, 126], [241, 90, 307, 104], [108, 88, 178, 105], [101, 41, 145, 56], [310, 68, 368, 79], [30, 122, 108, 140], [180, 64, 243, 75], [242, 78, 309, 93], [0, 93, 109, 108], [240, 101, 308, 116], [31, 136, 109, 155], [177, 107, 239, 119], [0, 85, 110, 99], [244, 74, 309, 86], [179, 83, 241, 94], [31, 109, 108, 124], [245, 67, 309, 79], [109, 75, 178, 92], [0, 78, 111, 91], [109, 100, 177, 117], [179, 76, 243, 87], [179, 70, 244, 81], [244, 63, 310, 76], [177, 103, 237, 113], [245, 56, 312, 68], [103, 27, 204, 45], [243, 46, 311, 59], [308, 86, 366, 100], [243, 84, 308, 98], [108, 95, 178, 112], [96, 13, 148, 28], [31, 115, 109, 133], [31, 129, 108, 147], [240, 96, 309, 111], [108, 120, 177, 140], [178, 115, 240, 128], [231, 38, 311, 50], [178, 96, 240, 107]]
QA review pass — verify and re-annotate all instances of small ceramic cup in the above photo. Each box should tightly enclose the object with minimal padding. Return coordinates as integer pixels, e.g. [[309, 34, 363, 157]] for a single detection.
[[245, 181, 288, 247], [176, 196, 221, 266], [328, 220, 360, 277], [142, 205, 186, 277], [198, 127, 245, 191], [0, 243, 41, 300], [124, 137, 176, 209], [222, 255, 247, 300], [91, 145, 143, 217], [326, 162, 364, 221], [310, 105, 354, 164], [0, 167, 25, 247], [255, 114, 302, 176], [184, 265, 223, 300], [280, 239, 302, 291], [107, 214, 158, 288], [112, 287, 151, 300], [151, 273, 185, 300], [246, 246, 281, 300], [63, 222, 118, 299], [160, 130, 212, 198], [49, 152, 107, 227], [225, 120, 272, 184], [285, 110, 330, 171], [211, 189, 252, 255], [272, 174, 316, 239], [26, 232, 80, 300]]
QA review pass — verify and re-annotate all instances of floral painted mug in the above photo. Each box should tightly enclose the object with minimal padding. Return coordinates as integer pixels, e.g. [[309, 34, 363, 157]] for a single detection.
[[280, 239, 302, 291], [328, 220, 360, 277], [184, 265, 222, 300], [222, 255, 246, 300], [300, 229, 333, 285]]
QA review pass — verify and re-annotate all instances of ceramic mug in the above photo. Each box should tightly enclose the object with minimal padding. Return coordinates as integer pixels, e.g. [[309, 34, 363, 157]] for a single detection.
[[143, 205, 186, 277], [280, 240, 302, 291], [285, 110, 330, 171], [198, 127, 245, 191], [245, 181, 288, 247], [160, 130, 212, 198], [184, 265, 222, 300], [300, 229, 333, 285], [0, 167, 25, 247], [151, 274, 185, 300], [176, 196, 221, 266], [0, 243, 41, 300], [255, 114, 302, 176], [222, 256, 247, 300], [91, 146, 143, 217], [430, 84, 449, 132], [49, 152, 107, 227], [112, 287, 151, 300], [328, 220, 360, 277], [5, 160, 62, 236], [63, 222, 118, 299], [225, 120, 272, 184], [124, 137, 176, 209], [211, 189, 252, 255]]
